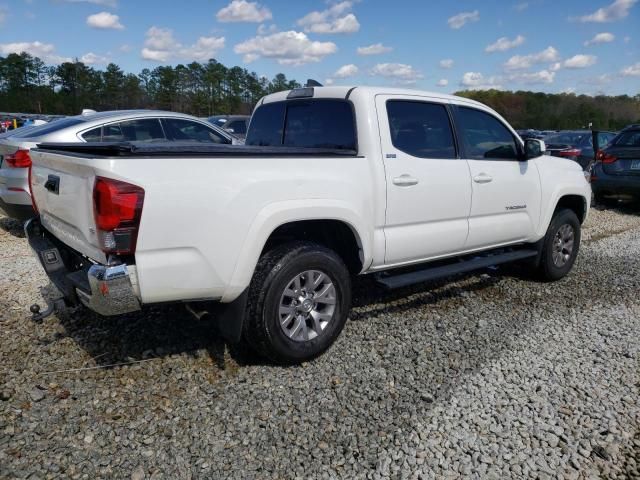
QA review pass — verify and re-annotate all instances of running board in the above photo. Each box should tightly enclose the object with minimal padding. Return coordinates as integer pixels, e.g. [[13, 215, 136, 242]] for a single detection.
[[375, 249, 538, 290]]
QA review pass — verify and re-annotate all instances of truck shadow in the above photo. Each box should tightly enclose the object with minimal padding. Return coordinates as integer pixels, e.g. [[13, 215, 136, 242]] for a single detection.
[[0, 216, 26, 238], [49, 269, 506, 372]]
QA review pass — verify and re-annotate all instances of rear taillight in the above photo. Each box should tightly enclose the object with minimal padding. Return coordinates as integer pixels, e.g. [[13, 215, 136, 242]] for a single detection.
[[558, 148, 581, 158], [93, 177, 144, 255], [596, 150, 617, 164], [5, 149, 32, 168]]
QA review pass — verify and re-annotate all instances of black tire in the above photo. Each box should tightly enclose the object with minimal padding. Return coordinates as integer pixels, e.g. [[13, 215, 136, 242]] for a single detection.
[[537, 208, 581, 281], [243, 242, 351, 364]]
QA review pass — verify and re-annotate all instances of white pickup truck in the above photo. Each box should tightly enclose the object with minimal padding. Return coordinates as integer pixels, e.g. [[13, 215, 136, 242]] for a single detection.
[[26, 86, 591, 363]]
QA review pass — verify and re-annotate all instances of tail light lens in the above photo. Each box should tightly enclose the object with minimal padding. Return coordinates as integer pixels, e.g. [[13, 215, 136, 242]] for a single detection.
[[596, 150, 617, 164], [5, 149, 32, 168], [93, 177, 144, 255], [558, 148, 581, 158]]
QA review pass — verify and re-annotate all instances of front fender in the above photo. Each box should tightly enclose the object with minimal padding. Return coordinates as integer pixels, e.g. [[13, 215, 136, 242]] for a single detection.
[[220, 199, 372, 302]]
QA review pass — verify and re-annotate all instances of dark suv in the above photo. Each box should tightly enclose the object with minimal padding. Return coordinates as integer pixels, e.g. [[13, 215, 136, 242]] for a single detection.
[[591, 125, 640, 205]]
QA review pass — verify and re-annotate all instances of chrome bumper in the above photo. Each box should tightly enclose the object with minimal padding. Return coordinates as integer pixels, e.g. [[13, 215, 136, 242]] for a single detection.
[[25, 218, 141, 316]]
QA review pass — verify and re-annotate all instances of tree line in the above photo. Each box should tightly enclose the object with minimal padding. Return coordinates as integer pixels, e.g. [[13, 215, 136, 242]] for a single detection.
[[455, 89, 640, 131], [1, 51, 639, 130], [0, 52, 300, 117]]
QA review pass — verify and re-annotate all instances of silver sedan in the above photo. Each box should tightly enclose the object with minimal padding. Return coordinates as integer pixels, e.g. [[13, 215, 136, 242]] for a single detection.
[[0, 110, 240, 222]]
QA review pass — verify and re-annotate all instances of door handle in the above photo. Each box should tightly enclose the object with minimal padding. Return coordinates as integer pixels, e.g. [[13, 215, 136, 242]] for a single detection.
[[473, 173, 493, 184], [392, 174, 419, 187]]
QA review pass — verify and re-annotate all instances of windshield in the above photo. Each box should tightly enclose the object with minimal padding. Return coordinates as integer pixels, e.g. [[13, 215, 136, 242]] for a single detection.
[[544, 132, 587, 145], [246, 99, 357, 151], [10, 117, 85, 139]]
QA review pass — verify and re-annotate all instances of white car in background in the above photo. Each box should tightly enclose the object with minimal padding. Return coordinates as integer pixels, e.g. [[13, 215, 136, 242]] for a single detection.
[[0, 110, 239, 222]]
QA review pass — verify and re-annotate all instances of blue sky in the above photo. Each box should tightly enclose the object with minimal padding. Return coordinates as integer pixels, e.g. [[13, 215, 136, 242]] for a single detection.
[[0, 0, 638, 95]]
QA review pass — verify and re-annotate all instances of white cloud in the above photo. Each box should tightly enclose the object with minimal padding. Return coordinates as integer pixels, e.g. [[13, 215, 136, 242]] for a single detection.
[[141, 27, 225, 62], [447, 10, 479, 29], [81, 52, 109, 64], [324, 78, 335, 85], [504, 46, 560, 70], [509, 69, 555, 84], [119, 44, 131, 52], [257, 24, 278, 35], [460, 72, 503, 90], [436, 79, 448, 87], [514, 2, 529, 11], [356, 43, 392, 55], [216, 0, 272, 23], [439, 59, 454, 69], [550, 62, 562, 71], [576, 0, 637, 22], [563, 54, 597, 68], [370, 63, 423, 83], [584, 32, 615, 46], [86, 11, 124, 30], [297, 1, 360, 34], [0, 41, 71, 63], [234, 30, 337, 65], [62, 0, 117, 7], [333, 64, 358, 78], [621, 62, 640, 76], [485, 35, 525, 53]]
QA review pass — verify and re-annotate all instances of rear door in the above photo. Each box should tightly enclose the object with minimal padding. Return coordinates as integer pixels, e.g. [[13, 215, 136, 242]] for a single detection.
[[376, 95, 472, 266], [454, 105, 541, 249]]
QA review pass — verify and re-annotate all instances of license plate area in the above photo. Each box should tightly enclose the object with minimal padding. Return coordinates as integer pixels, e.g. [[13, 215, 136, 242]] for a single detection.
[[631, 160, 640, 170]]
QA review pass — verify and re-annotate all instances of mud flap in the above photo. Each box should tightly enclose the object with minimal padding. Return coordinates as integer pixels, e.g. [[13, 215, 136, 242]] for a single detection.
[[215, 289, 248, 343]]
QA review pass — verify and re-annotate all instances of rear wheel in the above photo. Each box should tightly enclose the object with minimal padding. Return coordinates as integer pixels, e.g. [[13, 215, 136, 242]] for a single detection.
[[243, 242, 351, 364], [536, 208, 581, 281]]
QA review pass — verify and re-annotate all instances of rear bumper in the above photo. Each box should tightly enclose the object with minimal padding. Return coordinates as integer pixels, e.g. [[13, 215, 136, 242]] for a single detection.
[[591, 164, 640, 198], [25, 218, 141, 316], [0, 196, 36, 222]]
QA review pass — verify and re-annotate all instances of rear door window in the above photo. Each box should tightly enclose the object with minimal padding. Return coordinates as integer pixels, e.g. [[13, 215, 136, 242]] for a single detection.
[[386, 100, 456, 159], [457, 107, 520, 160], [102, 124, 124, 142], [82, 127, 102, 142], [117, 119, 165, 142], [246, 99, 356, 151], [163, 118, 230, 144]]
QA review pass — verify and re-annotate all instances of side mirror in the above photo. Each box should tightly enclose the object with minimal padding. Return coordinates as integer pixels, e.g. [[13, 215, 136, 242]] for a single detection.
[[524, 138, 546, 160]]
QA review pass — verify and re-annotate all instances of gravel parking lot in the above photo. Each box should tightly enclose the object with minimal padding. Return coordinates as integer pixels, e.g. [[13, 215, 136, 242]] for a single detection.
[[1, 207, 640, 479]]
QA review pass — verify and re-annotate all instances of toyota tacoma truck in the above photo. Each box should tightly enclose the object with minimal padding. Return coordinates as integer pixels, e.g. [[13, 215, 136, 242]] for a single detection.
[[25, 86, 591, 363]]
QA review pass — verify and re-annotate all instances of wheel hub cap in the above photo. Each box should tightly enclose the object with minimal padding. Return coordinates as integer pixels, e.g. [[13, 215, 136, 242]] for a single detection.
[[279, 270, 337, 342], [552, 223, 575, 267]]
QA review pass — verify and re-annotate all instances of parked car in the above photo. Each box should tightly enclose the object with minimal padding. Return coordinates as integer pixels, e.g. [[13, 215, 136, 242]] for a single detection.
[[206, 115, 250, 139], [0, 110, 239, 222], [517, 129, 545, 140], [26, 86, 590, 363], [544, 130, 616, 170], [591, 124, 640, 205]]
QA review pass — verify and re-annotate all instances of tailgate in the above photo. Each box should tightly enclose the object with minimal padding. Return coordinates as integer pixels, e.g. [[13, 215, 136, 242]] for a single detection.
[[30, 149, 107, 263]]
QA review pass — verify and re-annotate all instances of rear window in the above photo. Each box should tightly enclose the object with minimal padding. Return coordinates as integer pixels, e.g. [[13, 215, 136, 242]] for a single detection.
[[246, 99, 356, 151], [11, 117, 85, 138], [613, 130, 640, 147], [544, 132, 587, 145]]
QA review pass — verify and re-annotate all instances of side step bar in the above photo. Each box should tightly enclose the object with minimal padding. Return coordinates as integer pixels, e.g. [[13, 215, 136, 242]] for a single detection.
[[375, 249, 538, 290]]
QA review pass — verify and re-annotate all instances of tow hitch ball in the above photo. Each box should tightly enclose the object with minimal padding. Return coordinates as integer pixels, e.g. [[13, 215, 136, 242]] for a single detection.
[[29, 298, 65, 323]]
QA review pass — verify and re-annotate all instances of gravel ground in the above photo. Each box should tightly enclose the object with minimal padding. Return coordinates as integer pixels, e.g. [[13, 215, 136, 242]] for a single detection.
[[1, 207, 640, 479]]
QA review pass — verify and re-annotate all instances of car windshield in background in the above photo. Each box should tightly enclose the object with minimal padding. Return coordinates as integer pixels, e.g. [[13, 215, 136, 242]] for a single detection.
[[544, 132, 586, 145], [613, 130, 640, 147], [246, 99, 356, 151], [10, 117, 85, 139]]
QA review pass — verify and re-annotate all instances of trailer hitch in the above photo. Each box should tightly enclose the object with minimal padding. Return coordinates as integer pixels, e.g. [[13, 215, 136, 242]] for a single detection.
[[29, 297, 66, 323]]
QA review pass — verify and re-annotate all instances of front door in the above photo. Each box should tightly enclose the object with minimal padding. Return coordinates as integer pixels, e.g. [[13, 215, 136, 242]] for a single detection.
[[376, 95, 472, 266], [453, 105, 541, 250]]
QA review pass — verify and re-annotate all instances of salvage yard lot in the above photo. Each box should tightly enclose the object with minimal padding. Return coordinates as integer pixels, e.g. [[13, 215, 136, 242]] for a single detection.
[[1, 208, 640, 479]]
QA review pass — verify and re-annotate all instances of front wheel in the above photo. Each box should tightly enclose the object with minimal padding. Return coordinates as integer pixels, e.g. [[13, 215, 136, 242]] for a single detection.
[[536, 208, 581, 281], [243, 242, 352, 364]]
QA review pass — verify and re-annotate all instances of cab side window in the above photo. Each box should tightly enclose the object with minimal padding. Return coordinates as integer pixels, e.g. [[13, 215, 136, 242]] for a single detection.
[[117, 119, 166, 142], [386, 100, 456, 159], [457, 107, 520, 160]]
